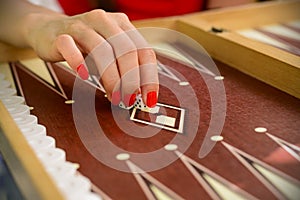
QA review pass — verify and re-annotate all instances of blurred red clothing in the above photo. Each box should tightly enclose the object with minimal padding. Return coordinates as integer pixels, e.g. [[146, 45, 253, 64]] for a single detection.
[[57, 0, 92, 15], [116, 0, 204, 20], [57, 0, 204, 20]]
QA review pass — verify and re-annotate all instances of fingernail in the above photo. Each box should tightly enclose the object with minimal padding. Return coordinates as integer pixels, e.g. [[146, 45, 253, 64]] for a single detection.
[[124, 93, 136, 107], [76, 64, 89, 80], [111, 91, 121, 106], [147, 91, 157, 108]]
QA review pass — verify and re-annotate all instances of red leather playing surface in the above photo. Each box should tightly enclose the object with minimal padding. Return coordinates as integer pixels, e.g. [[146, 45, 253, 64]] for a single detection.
[[10, 55, 300, 199]]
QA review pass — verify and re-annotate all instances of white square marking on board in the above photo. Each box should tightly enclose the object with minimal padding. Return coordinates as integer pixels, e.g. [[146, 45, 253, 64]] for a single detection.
[[130, 103, 185, 134], [156, 115, 176, 127]]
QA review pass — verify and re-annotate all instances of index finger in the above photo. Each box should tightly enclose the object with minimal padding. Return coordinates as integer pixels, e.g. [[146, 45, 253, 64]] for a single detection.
[[55, 34, 89, 80]]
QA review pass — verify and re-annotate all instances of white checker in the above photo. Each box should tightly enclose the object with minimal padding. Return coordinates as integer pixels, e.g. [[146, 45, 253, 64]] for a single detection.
[[28, 135, 56, 152], [119, 101, 133, 110], [156, 115, 176, 127], [134, 94, 148, 110], [59, 175, 91, 200], [37, 148, 66, 166], [0, 80, 11, 89], [46, 161, 77, 182], [0, 88, 17, 98], [119, 101, 126, 109], [7, 105, 30, 117], [1, 96, 25, 107], [19, 124, 47, 139], [14, 114, 38, 127], [135, 94, 159, 113]]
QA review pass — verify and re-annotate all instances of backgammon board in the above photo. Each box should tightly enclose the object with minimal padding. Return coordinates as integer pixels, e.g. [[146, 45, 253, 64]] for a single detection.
[[0, 1, 300, 200]]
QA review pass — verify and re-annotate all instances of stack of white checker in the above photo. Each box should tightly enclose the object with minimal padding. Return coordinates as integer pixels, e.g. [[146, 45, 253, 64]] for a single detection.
[[0, 73, 101, 200]]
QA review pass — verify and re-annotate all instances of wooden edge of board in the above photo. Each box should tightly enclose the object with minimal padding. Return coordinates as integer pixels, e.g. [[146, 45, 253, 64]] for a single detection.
[[132, 15, 179, 29], [0, 101, 64, 200], [176, 20, 300, 99], [181, 0, 300, 30], [0, 42, 37, 63], [132, 0, 300, 99]]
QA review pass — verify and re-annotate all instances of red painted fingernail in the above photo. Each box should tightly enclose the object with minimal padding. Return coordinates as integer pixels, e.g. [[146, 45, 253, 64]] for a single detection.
[[147, 91, 157, 108], [124, 93, 136, 107], [111, 91, 121, 106], [76, 64, 89, 80]]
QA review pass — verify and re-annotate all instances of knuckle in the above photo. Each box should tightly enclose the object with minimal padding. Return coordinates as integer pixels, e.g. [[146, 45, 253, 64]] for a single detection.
[[68, 20, 86, 33], [114, 12, 131, 27], [115, 12, 130, 22], [88, 9, 106, 18], [85, 9, 109, 23]]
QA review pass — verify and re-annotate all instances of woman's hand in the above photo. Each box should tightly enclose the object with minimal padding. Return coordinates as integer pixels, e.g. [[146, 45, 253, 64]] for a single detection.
[[22, 9, 159, 108]]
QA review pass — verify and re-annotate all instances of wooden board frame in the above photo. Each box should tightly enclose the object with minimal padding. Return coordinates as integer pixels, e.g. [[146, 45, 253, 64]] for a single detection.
[[0, 102, 64, 200], [133, 0, 300, 98]]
